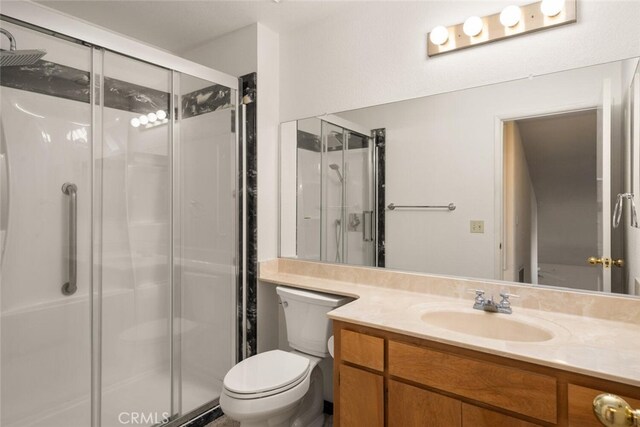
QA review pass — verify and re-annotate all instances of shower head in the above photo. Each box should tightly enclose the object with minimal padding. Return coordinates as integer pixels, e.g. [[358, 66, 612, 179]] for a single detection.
[[0, 29, 47, 67], [329, 163, 344, 183]]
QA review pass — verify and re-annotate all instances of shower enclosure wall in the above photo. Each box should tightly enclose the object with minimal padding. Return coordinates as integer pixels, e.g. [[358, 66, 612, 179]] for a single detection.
[[0, 12, 238, 427], [296, 118, 375, 266]]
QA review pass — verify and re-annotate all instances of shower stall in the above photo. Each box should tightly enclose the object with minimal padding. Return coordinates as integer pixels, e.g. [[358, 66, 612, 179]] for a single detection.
[[296, 118, 376, 266], [1, 10, 239, 427]]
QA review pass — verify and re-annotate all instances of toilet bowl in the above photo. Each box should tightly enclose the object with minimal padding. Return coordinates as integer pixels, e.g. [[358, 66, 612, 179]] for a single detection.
[[220, 287, 351, 427]]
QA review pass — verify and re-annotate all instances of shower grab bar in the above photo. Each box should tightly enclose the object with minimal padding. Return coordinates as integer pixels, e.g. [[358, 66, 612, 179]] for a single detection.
[[61, 183, 77, 296], [387, 203, 456, 211]]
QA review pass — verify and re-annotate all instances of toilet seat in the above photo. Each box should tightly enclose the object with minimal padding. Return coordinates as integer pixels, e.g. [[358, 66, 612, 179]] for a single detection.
[[223, 350, 310, 399]]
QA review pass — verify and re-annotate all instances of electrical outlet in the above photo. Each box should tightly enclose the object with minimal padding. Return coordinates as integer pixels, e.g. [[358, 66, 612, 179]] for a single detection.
[[470, 220, 484, 234]]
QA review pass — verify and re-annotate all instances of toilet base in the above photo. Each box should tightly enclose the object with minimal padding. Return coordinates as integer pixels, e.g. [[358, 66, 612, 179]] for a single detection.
[[228, 364, 325, 427], [290, 366, 323, 427]]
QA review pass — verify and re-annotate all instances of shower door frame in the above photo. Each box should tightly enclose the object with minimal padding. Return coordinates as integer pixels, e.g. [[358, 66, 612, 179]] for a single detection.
[[1, 2, 236, 90], [1, 3, 243, 426]]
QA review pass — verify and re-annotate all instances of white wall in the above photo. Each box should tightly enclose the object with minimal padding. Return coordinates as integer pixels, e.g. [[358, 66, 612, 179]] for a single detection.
[[280, 0, 640, 122], [181, 24, 257, 78], [255, 23, 281, 353], [504, 121, 534, 283], [336, 62, 625, 280]]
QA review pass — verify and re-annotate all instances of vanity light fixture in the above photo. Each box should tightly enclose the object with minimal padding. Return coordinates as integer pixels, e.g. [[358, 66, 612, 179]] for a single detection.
[[427, 0, 576, 57], [463, 16, 484, 37], [429, 25, 449, 46], [541, 0, 565, 17], [499, 5, 522, 27], [130, 117, 140, 128]]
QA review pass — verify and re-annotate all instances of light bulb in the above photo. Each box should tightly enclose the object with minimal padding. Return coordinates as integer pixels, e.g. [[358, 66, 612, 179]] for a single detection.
[[139, 115, 149, 125], [147, 112, 158, 123], [541, 0, 564, 17], [463, 16, 483, 37], [156, 110, 167, 120], [130, 117, 140, 128], [429, 26, 449, 46], [500, 5, 522, 27]]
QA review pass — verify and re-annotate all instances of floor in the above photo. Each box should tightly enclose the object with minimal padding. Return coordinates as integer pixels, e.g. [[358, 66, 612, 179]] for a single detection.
[[207, 415, 333, 426]]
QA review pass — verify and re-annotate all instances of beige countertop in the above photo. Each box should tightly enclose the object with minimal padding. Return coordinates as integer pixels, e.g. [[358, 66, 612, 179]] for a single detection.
[[259, 258, 640, 388]]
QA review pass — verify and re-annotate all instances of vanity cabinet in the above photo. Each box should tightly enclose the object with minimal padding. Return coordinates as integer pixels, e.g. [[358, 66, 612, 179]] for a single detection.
[[333, 321, 640, 427]]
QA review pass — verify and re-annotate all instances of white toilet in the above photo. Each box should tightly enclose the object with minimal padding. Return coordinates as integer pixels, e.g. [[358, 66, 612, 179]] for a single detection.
[[220, 286, 350, 427]]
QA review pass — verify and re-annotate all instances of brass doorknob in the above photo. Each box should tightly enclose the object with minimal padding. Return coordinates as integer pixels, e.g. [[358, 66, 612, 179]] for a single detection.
[[589, 257, 625, 268], [593, 394, 640, 426], [588, 257, 612, 268]]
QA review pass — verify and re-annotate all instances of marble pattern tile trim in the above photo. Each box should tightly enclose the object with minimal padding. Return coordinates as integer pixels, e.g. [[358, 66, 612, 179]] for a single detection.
[[0, 59, 169, 115], [181, 84, 233, 118], [179, 405, 223, 427], [237, 72, 258, 360], [1, 59, 233, 118]]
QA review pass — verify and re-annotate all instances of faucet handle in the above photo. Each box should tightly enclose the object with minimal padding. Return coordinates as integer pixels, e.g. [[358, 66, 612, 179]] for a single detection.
[[469, 289, 485, 304], [499, 292, 519, 306]]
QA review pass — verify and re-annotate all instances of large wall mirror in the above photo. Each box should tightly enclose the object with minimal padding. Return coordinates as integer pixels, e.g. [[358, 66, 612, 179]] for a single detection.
[[280, 57, 640, 296]]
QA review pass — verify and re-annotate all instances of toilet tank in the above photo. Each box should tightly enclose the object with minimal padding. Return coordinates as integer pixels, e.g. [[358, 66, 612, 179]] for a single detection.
[[276, 286, 352, 358]]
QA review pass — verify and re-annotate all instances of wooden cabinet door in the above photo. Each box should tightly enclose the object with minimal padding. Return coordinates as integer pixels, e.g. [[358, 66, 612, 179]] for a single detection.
[[338, 364, 384, 427], [568, 384, 640, 427], [388, 380, 462, 427], [462, 403, 542, 427]]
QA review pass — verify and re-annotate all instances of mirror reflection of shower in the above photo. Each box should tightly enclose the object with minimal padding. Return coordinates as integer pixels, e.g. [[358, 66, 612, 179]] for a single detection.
[[296, 117, 376, 266]]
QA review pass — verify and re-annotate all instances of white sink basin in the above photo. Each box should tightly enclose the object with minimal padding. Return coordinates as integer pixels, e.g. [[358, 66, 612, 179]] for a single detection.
[[420, 310, 555, 343]]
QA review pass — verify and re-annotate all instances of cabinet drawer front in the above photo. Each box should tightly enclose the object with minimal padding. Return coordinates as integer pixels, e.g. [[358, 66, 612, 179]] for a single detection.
[[462, 403, 542, 427], [568, 384, 640, 427], [388, 341, 557, 423], [341, 329, 384, 371], [339, 364, 384, 427], [389, 380, 462, 427]]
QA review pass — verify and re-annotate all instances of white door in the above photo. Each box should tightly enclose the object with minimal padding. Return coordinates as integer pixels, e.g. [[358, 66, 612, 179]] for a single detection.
[[596, 79, 612, 292]]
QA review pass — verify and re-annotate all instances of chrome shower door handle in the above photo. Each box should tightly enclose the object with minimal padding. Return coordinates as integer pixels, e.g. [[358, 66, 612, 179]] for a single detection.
[[363, 210, 374, 242], [61, 183, 77, 296]]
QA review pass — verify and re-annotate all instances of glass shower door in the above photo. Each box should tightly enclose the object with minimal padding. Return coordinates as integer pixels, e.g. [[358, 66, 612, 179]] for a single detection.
[[99, 50, 173, 426], [1, 19, 239, 427], [0, 19, 93, 427], [176, 72, 237, 415]]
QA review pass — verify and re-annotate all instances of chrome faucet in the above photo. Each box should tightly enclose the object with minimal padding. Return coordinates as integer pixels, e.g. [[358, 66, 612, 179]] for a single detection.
[[472, 290, 517, 314]]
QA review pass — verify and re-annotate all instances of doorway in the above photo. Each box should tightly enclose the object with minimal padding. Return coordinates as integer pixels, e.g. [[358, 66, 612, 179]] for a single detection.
[[502, 109, 622, 291]]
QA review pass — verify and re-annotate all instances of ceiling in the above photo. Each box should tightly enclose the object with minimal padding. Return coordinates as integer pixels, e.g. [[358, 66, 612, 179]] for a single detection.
[[34, 0, 356, 53]]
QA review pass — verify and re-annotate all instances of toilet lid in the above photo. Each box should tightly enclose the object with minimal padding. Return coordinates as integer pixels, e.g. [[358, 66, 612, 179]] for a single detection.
[[223, 350, 310, 395]]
